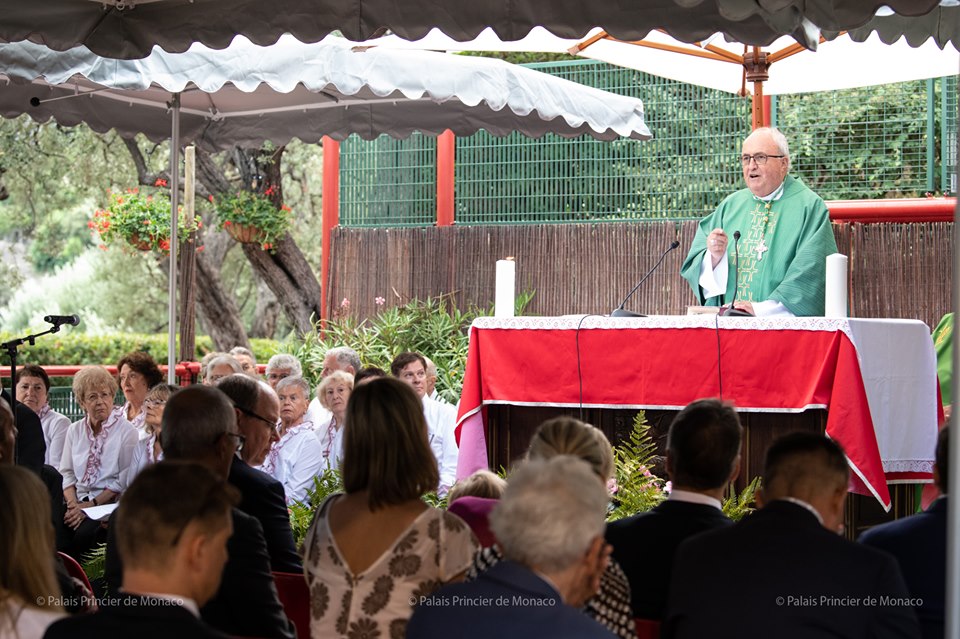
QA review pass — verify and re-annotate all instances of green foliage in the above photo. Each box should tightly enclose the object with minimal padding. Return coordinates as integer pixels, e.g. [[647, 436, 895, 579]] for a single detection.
[[91, 187, 200, 253], [608, 412, 668, 521], [80, 543, 106, 583], [722, 476, 761, 522], [289, 469, 344, 546], [28, 202, 94, 272], [287, 292, 533, 403], [0, 330, 279, 368], [213, 190, 292, 251]]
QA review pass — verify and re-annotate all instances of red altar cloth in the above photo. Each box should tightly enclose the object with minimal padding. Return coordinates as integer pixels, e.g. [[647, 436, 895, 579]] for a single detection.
[[455, 316, 941, 511]]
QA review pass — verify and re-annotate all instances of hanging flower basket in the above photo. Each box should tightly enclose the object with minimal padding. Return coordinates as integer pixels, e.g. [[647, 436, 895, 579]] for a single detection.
[[213, 189, 292, 252], [224, 221, 266, 244], [90, 186, 200, 254]]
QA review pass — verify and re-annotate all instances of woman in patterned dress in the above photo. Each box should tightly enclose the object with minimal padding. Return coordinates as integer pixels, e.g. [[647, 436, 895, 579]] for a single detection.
[[303, 377, 478, 639]]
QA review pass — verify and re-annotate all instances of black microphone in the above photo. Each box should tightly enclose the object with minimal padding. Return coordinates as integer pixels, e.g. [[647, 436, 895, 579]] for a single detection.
[[43, 314, 80, 327], [611, 240, 681, 318], [719, 231, 752, 317]]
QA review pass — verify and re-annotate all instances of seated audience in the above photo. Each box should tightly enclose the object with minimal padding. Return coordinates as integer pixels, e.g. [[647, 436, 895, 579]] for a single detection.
[[303, 377, 478, 638], [408, 456, 615, 639], [663, 432, 920, 639], [229, 346, 259, 376], [16, 365, 71, 470], [391, 352, 458, 495], [264, 354, 302, 390], [305, 346, 361, 428], [217, 374, 301, 573], [199, 352, 224, 384], [203, 355, 244, 386], [0, 465, 65, 639], [860, 425, 949, 639], [61, 367, 138, 559], [122, 383, 178, 489], [0, 378, 45, 474], [606, 399, 741, 620], [116, 352, 164, 436], [260, 376, 323, 504], [446, 469, 507, 548], [105, 385, 294, 639], [46, 462, 238, 639], [315, 371, 353, 470], [470, 416, 633, 639]]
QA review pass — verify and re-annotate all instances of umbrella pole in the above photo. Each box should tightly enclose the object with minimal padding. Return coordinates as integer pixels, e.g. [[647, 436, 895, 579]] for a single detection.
[[744, 47, 770, 131], [167, 94, 181, 384], [948, 90, 960, 639]]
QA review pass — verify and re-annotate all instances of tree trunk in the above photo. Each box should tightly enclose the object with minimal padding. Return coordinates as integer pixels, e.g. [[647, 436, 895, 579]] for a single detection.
[[193, 250, 251, 351], [241, 235, 322, 335], [250, 277, 280, 338]]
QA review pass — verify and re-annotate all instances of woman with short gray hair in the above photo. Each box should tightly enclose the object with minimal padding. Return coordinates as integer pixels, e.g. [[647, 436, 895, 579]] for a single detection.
[[259, 376, 323, 504], [265, 354, 303, 389]]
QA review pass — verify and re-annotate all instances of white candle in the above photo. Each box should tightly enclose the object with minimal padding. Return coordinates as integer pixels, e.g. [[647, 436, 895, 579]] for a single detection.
[[824, 253, 848, 318], [495, 258, 516, 318]]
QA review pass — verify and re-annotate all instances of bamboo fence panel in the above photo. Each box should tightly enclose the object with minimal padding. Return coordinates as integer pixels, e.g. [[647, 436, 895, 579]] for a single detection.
[[328, 221, 952, 330]]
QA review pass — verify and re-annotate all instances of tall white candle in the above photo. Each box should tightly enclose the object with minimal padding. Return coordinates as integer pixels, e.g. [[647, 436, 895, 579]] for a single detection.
[[824, 253, 849, 318], [495, 258, 516, 318]]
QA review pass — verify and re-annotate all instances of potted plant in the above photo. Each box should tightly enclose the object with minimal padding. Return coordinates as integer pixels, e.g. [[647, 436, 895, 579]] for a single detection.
[[213, 188, 292, 251], [89, 186, 201, 254]]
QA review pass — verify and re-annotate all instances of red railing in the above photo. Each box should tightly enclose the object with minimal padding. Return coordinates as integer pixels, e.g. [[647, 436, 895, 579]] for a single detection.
[[0, 362, 267, 386], [827, 197, 955, 223]]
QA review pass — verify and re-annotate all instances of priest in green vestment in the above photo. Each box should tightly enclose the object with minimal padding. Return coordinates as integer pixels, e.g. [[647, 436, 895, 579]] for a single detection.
[[681, 127, 838, 317]]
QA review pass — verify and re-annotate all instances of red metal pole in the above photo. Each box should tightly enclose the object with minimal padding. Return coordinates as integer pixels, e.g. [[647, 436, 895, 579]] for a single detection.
[[762, 95, 772, 128], [321, 136, 341, 325], [827, 197, 956, 223], [437, 130, 455, 226]]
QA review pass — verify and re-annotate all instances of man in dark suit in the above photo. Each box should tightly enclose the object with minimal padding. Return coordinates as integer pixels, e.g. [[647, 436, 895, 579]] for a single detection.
[[860, 425, 948, 639], [663, 432, 920, 639], [104, 386, 294, 639], [606, 398, 741, 619], [46, 462, 236, 639], [407, 456, 615, 639], [218, 374, 301, 573]]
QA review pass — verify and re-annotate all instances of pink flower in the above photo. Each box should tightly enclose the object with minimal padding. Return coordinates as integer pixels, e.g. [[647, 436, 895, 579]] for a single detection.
[[340, 298, 350, 309], [374, 296, 385, 306], [664, 481, 672, 494]]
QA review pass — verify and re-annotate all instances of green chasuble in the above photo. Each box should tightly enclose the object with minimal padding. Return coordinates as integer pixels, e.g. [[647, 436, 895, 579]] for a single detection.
[[680, 175, 838, 317], [933, 313, 953, 406]]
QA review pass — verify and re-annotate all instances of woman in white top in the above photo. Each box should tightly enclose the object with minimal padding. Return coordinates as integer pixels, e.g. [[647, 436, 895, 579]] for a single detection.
[[60, 367, 138, 559], [0, 466, 65, 639], [115, 351, 164, 437], [15, 365, 71, 470], [260, 376, 324, 504], [315, 370, 354, 471], [122, 383, 178, 490]]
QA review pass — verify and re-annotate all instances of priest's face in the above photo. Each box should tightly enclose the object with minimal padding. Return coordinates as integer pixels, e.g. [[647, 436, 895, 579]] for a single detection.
[[741, 130, 789, 198]]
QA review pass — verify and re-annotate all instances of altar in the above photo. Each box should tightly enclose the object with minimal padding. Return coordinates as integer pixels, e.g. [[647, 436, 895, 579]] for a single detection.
[[455, 315, 941, 513]]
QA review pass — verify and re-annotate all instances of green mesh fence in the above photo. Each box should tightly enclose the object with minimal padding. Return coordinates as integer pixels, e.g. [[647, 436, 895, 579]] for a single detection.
[[338, 59, 956, 228], [340, 134, 436, 227], [943, 75, 957, 195], [773, 78, 942, 200]]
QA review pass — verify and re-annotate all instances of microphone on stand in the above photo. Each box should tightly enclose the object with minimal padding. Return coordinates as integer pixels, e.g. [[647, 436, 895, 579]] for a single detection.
[[43, 314, 81, 327], [610, 240, 681, 318], [719, 231, 752, 317]]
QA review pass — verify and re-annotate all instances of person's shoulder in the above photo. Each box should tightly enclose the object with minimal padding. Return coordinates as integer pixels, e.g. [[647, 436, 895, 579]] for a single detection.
[[860, 506, 944, 547]]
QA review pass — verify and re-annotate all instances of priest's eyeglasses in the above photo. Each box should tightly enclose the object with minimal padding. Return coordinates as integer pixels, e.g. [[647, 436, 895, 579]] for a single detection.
[[740, 153, 785, 166]]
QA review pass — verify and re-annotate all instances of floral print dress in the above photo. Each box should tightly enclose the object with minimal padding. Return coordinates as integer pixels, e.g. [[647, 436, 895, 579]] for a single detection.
[[303, 494, 479, 639]]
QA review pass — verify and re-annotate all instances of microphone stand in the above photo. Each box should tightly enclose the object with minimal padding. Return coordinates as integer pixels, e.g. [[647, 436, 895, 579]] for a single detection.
[[720, 231, 752, 317], [2, 324, 65, 430], [611, 240, 681, 318]]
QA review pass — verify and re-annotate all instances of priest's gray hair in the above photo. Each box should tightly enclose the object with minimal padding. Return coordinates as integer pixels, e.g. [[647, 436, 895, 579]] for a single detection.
[[749, 126, 791, 171], [266, 353, 302, 377], [490, 456, 608, 573], [326, 346, 362, 374], [275, 375, 311, 399]]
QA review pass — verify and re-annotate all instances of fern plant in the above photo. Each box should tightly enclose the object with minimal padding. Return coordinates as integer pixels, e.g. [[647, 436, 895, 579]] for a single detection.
[[608, 412, 668, 521], [80, 543, 107, 582], [722, 476, 761, 521]]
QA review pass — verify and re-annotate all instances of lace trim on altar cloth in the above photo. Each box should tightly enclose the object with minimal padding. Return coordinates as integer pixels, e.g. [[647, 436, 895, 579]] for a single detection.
[[883, 459, 934, 474]]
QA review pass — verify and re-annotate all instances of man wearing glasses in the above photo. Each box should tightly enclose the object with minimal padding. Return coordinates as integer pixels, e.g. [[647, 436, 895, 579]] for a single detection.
[[681, 127, 837, 317]]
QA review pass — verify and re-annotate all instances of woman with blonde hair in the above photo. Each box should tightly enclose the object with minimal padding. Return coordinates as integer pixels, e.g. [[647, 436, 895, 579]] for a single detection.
[[303, 378, 478, 639], [61, 366, 138, 559], [471, 416, 635, 639], [315, 370, 354, 470], [0, 465, 64, 638]]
